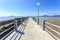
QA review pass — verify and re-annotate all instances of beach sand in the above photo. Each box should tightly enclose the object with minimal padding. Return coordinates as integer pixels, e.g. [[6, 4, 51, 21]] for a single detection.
[[43, 19, 60, 39]]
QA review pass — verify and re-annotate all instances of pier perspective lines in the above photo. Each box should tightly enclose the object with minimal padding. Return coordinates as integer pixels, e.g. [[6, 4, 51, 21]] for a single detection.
[[0, 17, 28, 40], [5, 19, 28, 40], [20, 17, 55, 40], [0, 17, 58, 40]]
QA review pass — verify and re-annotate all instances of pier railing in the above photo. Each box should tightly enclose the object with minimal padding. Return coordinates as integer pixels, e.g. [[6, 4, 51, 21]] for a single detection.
[[39, 20, 60, 40], [0, 17, 28, 40]]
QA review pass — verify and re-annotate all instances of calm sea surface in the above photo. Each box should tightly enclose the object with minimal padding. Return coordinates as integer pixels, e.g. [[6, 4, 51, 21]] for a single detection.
[[0, 17, 60, 21], [0, 17, 15, 21], [35, 17, 60, 20]]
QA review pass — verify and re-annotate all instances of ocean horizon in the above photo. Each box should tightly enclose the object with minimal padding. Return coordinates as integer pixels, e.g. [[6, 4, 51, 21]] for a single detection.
[[35, 16, 60, 20], [0, 16, 60, 21]]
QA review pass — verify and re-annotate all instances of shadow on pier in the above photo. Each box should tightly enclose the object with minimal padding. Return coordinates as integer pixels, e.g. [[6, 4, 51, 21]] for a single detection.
[[0, 17, 28, 40], [11, 24, 26, 40]]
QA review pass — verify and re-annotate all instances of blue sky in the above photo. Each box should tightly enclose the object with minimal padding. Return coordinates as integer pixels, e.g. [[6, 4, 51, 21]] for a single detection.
[[0, 0, 60, 16]]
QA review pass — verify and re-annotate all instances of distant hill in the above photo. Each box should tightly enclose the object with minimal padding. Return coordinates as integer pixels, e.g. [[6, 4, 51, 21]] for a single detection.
[[0, 16, 21, 21], [41, 15, 60, 17], [42, 15, 50, 17], [51, 15, 60, 17], [35, 15, 60, 17]]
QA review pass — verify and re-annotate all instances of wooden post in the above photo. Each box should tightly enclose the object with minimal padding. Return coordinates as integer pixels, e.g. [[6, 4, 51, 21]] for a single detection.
[[42, 20, 45, 30], [14, 20, 17, 30]]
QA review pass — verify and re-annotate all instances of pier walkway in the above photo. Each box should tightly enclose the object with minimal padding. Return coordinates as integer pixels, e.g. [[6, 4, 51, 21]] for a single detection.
[[5, 17, 54, 40]]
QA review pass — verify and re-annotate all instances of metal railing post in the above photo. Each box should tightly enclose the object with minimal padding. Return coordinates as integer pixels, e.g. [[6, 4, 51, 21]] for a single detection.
[[42, 20, 45, 30]]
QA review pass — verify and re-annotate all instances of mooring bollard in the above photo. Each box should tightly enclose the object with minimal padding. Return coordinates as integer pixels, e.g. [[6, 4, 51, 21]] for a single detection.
[[42, 20, 45, 31]]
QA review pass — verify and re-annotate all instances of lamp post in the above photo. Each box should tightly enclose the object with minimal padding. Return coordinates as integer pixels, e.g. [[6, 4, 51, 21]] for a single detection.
[[37, 2, 40, 25]]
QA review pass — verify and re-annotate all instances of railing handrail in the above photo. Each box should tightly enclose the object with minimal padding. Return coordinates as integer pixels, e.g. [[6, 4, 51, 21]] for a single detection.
[[0, 17, 28, 40], [45, 22, 60, 28], [0, 28, 15, 40], [38, 19, 60, 39], [45, 25, 60, 35], [0, 26, 14, 35], [0, 22, 14, 29], [45, 29, 59, 40]]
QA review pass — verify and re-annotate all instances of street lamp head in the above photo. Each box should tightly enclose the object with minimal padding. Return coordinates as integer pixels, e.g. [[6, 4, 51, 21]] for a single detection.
[[37, 2, 40, 6]]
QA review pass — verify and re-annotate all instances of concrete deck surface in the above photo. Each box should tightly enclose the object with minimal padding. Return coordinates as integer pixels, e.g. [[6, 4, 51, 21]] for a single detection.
[[20, 17, 55, 40], [5, 17, 55, 40]]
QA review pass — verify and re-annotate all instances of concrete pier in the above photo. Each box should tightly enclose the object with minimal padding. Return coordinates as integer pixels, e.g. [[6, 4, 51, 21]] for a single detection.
[[20, 17, 54, 40], [5, 17, 54, 40]]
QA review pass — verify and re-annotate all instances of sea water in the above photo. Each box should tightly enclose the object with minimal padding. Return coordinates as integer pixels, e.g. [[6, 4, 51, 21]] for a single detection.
[[35, 17, 60, 20]]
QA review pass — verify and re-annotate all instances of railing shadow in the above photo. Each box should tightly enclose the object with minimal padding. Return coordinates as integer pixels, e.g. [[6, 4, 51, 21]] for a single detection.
[[16, 30, 24, 34], [16, 24, 26, 40], [10, 23, 26, 40]]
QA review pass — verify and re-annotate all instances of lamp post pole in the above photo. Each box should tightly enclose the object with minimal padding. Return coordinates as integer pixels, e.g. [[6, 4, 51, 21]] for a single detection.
[[37, 2, 40, 25]]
